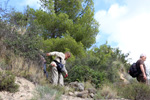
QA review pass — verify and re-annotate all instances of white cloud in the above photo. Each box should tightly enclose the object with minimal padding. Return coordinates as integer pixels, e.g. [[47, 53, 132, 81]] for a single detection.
[[19, 0, 40, 9], [95, 0, 150, 66], [96, 33, 101, 42]]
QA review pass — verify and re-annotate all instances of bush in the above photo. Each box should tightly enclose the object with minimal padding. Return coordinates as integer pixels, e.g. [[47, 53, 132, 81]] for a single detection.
[[67, 65, 106, 88], [42, 35, 86, 58], [0, 71, 19, 93], [119, 82, 150, 100], [0, 12, 42, 61], [4, 28, 42, 60]]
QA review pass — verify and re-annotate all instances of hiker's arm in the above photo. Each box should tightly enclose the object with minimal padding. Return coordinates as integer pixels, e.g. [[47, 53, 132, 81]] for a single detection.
[[140, 64, 147, 80], [62, 66, 68, 78], [46, 51, 59, 56], [63, 66, 68, 74], [46, 51, 64, 57]]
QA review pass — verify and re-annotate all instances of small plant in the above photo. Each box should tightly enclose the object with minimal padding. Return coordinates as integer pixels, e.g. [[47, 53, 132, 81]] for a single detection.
[[0, 70, 19, 93], [84, 81, 95, 89], [31, 85, 63, 100], [94, 84, 118, 99]]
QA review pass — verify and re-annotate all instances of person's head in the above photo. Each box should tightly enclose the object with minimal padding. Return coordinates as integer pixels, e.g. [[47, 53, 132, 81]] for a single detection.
[[65, 52, 71, 60], [140, 53, 146, 61]]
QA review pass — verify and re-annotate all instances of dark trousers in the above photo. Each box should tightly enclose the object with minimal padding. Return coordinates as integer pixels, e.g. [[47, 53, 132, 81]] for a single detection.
[[136, 74, 147, 84], [43, 63, 48, 78]]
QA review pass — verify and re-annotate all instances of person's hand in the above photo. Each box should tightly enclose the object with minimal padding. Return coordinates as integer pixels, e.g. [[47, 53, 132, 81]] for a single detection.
[[46, 53, 50, 56], [64, 73, 68, 78], [143, 74, 147, 80], [51, 63, 56, 67]]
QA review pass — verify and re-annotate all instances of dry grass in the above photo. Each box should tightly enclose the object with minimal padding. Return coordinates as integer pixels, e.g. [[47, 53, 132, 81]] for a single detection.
[[94, 84, 118, 99], [84, 81, 95, 89], [31, 85, 63, 100], [101, 85, 117, 99], [0, 39, 7, 58], [9, 55, 47, 84], [0, 43, 47, 85]]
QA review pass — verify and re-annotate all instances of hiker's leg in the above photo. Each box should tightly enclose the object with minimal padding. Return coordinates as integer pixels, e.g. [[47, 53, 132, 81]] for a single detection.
[[51, 66, 58, 85], [43, 63, 48, 78], [58, 72, 64, 86], [137, 74, 147, 84]]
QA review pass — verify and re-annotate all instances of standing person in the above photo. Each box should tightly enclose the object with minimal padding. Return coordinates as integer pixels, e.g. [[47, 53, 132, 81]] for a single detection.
[[136, 54, 147, 83], [46, 51, 71, 86]]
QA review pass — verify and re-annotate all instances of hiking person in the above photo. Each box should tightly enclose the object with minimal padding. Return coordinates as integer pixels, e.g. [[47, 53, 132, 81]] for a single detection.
[[46, 51, 71, 86], [39, 50, 48, 79], [136, 54, 147, 83]]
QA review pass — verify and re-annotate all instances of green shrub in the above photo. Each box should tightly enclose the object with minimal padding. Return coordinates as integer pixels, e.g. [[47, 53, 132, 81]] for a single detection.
[[4, 30, 42, 60], [0, 71, 19, 93], [67, 65, 106, 88], [119, 82, 150, 100], [0, 14, 42, 61]]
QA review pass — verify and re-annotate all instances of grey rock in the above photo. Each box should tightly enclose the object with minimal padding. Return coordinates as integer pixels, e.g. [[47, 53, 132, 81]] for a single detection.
[[88, 88, 97, 94], [69, 82, 85, 91], [76, 90, 88, 98], [89, 93, 94, 98]]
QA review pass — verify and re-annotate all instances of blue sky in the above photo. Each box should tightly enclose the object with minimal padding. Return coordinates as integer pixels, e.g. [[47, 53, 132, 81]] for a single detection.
[[1, 0, 150, 66], [94, 0, 150, 63], [94, 0, 126, 12]]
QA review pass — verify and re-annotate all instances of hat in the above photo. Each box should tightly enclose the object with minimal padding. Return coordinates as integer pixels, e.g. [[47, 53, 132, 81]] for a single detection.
[[140, 53, 146, 58]]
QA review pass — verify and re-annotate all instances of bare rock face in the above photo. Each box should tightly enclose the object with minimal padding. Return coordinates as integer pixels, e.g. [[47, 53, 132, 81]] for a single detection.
[[0, 77, 35, 100]]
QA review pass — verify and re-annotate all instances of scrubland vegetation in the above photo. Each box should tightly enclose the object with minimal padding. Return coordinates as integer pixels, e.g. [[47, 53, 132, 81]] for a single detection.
[[0, 0, 150, 100]]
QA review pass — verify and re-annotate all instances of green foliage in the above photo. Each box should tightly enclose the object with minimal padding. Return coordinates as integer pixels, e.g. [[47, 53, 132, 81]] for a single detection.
[[87, 43, 130, 83], [67, 43, 130, 84], [8, 11, 28, 27], [0, 19, 11, 39], [0, 10, 43, 60], [68, 65, 106, 88], [34, 9, 73, 39], [0, 71, 19, 93], [119, 83, 150, 100], [43, 35, 85, 58], [33, 0, 99, 48], [0, 1, 131, 95], [5, 34, 41, 60]]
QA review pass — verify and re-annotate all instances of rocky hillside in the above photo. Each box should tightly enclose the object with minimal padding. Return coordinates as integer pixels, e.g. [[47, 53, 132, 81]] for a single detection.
[[0, 77, 130, 100], [0, 77, 93, 100], [0, 77, 94, 100], [0, 77, 35, 100]]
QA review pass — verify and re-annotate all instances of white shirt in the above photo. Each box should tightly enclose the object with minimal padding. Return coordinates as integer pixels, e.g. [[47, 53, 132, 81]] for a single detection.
[[48, 51, 68, 74]]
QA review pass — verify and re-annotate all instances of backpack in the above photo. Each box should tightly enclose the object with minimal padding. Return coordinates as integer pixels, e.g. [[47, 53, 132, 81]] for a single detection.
[[128, 63, 140, 78], [53, 57, 64, 72]]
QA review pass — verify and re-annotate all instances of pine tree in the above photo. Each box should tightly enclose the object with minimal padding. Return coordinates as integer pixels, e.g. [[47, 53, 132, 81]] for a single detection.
[[35, 0, 99, 48]]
